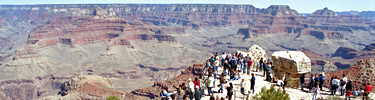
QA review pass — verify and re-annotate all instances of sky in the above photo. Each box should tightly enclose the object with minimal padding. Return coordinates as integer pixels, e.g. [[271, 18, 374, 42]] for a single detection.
[[0, 0, 374, 13]]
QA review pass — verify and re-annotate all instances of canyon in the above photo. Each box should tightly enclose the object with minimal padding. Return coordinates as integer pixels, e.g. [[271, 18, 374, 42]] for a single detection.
[[0, 4, 374, 99]]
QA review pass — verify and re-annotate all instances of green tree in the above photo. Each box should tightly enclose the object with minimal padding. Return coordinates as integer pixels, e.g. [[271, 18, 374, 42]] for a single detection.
[[252, 85, 290, 100]]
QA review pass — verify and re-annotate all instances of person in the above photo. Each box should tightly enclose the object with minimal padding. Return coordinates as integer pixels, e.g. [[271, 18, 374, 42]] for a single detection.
[[266, 72, 272, 82], [207, 75, 214, 96], [341, 79, 346, 96], [160, 87, 168, 99], [239, 57, 244, 72], [300, 73, 306, 91], [331, 76, 339, 95], [363, 83, 372, 100], [221, 52, 226, 66], [230, 70, 241, 81], [188, 78, 195, 99], [212, 66, 217, 88], [229, 57, 237, 72], [210, 56, 215, 66], [309, 75, 315, 92], [319, 72, 326, 91], [330, 76, 334, 93], [312, 74, 320, 100], [229, 69, 235, 80], [188, 78, 195, 92], [199, 76, 206, 95], [209, 95, 215, 100], [259, 58, 264, 75], [267, 62, 272, 74], [194, 86, 202, 100], [226, 83, 234, 100], [193, 78, 200, 89], [263, 61, 267, 77], [272, 74, 278, 83], [345, 80, 352, 100], [223, 60, 230, 75], [353, 88, 360, 96], [218, 74, 225, 93], [227, 51, 232, 59], [342, 74, 348, 96], [277, 79, 283, 86], [283, 77, 288, 89], [240, 79, 248, 95], [243, 57, 248, 74], [247, 58, 253, 74], [182, 95, 188, 100], [205, 60, 211, 75], [250, 73, 256, 94], [172, 84, 185, 99], [213, 60, 219, 72]]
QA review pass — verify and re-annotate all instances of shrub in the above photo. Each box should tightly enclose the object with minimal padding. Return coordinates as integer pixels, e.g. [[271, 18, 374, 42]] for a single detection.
[[107, 96, 121, 100], [252, 85, 290, 100]]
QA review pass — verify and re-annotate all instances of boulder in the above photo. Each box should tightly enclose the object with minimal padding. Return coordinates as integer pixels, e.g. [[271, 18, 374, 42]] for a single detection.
[[271, 51, 311, 78], [248, 45, 267, 60], [237, 44, 267, 60]]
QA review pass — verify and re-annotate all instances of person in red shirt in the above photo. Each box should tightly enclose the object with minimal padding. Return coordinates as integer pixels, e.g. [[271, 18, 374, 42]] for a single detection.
[[247, 58, 253, 74], [193, 78, 200, 89], [363, 83, 372, 100]]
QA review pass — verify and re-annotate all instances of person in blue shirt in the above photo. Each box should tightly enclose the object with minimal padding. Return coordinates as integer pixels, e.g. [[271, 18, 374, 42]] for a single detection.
[[250, 73, 256, 94], [319, 72, 326, 91]]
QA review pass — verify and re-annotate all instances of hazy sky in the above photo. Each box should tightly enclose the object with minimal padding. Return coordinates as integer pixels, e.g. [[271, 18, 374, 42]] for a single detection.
[[1, 0, 374, 13]]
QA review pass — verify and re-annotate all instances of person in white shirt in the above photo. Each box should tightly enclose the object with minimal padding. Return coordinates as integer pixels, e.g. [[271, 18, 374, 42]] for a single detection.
[[277, 79, 284, 86], [331, 76, 339, 95], [240, 79, 248, 95], [221, 52, 226, 66], [228, 52, 232, 60], [341, 74, 347, 96], [207, 75, 214, 96], [214, 60, 219, 71], [188, 78, 195, 93]]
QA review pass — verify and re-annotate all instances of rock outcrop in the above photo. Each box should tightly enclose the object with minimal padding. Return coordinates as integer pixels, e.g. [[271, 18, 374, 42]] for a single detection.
[[363, 43, 375, 51], [131, 63, 204, 99], [45, 75, 137, 100], [311, 7, 337, 16], [237, 44, 267, 63], [272, 51, 311, 77], [271, 51, 311, 88], [332, 47, 358, 59]]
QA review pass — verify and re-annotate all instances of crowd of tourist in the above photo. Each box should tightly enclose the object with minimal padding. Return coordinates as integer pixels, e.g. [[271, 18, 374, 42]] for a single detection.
[[159, 51, 372, 100], [300, 72, 372, 100]]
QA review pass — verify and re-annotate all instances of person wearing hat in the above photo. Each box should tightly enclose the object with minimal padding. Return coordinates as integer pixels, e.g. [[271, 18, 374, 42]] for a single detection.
[[194, 86, 202, 100]]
